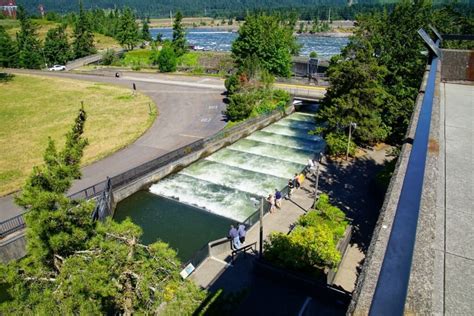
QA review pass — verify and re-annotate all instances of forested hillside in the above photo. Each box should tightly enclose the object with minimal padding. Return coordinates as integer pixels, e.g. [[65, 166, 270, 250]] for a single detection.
[[19, 0, 471, 18]]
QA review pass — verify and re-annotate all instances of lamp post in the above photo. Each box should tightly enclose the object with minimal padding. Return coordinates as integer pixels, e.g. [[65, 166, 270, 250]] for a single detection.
[[346, 122, 357, 161], [312, 154, 321, 209], [259, 197, 264, 258]]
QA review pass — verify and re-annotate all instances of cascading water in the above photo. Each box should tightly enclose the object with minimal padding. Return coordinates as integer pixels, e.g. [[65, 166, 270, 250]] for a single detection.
[[149, 111, 323, 222]]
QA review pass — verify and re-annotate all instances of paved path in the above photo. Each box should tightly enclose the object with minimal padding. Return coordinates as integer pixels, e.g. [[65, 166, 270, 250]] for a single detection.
[[1, 70, 228, 221], [433, 82, 474, 314], [190, 173, 312, 289]]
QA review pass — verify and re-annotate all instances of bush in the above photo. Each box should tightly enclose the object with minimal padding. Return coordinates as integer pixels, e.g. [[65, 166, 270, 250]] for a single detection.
[[309, 51, 318, 58], [264, 194, 348, 272], [272, 89, 290, 104], [226, 92, 255, 121], [325, 132, 356, 157], [156, 44, 177, 73], [101, 49, 117, 65], [224, 74, 240, 95]]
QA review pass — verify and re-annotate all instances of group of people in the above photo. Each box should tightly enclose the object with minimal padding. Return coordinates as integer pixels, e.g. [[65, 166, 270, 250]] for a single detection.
[[227, 158, 319, 249], [266, 188, 283, 213], [228, 224, 246, 250]]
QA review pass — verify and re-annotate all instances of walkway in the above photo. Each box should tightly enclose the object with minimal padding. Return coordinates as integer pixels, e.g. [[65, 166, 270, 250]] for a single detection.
[[433, 82, 474, 314], [190, 173, 312, 289]]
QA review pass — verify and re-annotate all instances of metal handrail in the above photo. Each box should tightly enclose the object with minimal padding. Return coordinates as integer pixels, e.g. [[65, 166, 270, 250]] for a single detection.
[[0, 103, 292, 238], [368, 40, 440, 315]]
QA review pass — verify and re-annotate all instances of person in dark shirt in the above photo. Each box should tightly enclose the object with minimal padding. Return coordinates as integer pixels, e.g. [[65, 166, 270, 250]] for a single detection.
[[275, 189, 282, 208], [287, 179, 295, 199]]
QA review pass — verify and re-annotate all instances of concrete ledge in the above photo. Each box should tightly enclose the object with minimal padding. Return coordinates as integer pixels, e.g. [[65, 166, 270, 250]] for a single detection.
[[348, 65, 431, 315]]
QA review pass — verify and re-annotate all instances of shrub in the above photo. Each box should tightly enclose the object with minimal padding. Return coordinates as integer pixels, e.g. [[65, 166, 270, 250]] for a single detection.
[[264, 194, 348, 273], [226, 92, 255, 121], [325, 132, 356, 157], [102, 49, 117, 65], [272, 89, 290, 104], [309, 51, 318, 58], [156, 44, 177, 73], [224, 74, 240, 95]]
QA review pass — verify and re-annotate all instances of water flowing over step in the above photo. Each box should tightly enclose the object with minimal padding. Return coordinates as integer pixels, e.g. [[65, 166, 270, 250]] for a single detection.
[[150, 174, 260, 222], [148, 111, 324, 222], [206, 149, 306, 180]]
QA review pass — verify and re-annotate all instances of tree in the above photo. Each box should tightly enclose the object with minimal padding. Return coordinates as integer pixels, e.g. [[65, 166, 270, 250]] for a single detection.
[[43, 24, 71, 66], [116, 7, 140, 50], [316, 43, 392, 145], [172, 11, 187, 57], [16, 6, 43, 69], [15, 107, 91, 266], [153, 42, 177, 72], [72, 0, 96, 59], [231, 13, 299, 77], [0, 25, 17, 67], [141, 19, 152, 42]]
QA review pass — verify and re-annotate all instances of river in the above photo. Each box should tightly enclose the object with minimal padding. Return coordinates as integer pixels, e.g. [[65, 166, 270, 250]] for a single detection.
[[150, 28, 349, 59]]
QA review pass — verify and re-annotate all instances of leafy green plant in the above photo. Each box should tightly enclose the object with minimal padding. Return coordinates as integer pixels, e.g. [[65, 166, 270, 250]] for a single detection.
[[325, 132, 356, 157], [155, 43, 177, 73], [224, 74, 240, 95], [264, 194, 348, 273]]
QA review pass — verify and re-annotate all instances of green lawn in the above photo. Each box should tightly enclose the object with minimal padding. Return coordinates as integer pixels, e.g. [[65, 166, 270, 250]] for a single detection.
[[0, 74, 157, 196]]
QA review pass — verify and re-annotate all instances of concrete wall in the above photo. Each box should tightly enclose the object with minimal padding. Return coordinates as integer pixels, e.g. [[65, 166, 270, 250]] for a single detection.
[[348, 63, 432, 315], [112, 107, 294, 209], [0, 231, 26, 263], [441, 49, 474, 82]]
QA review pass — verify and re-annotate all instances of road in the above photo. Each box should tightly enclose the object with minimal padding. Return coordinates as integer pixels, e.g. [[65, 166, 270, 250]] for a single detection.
[[1, 70, 228, 221]]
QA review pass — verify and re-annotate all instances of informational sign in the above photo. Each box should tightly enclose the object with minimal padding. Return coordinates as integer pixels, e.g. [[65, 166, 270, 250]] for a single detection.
[[180, 263, 195, 279]]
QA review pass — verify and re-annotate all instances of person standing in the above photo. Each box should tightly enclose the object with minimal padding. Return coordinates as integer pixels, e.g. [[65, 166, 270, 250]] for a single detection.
[[294, 173, 300, 189], [238, 224, 246, 244], [228, 225, 241, 250], [275, 189, 282, 208], [266, 194, 276, 213], [287, 179, 295, 199]]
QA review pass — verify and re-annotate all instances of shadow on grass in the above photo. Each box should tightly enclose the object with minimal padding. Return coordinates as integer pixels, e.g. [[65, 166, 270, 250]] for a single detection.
[[0, 73, 14, 83]]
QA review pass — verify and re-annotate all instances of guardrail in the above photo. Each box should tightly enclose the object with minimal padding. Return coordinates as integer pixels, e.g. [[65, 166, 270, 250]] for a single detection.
[[0, 104, 292, 240], [368, 34, 440, 315], [0, 213, 26, 239]]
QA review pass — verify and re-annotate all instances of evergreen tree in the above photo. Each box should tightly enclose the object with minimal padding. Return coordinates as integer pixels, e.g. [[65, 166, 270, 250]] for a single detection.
[[1, 109, 206, 314], [43, 24, 71, 66], [16, 6, 44, 69], [0, 25, 17, 67], [15, 107, 91, 266], [231, 13, 299, 77], [141, 19, 152, 42], [116, 7, 140, 50], [172, 11, 187, 57], [72, 0, 96, 59]]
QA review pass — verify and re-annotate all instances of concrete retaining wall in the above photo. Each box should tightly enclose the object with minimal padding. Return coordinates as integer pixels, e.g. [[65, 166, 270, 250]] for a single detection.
[[348, 63, 432, 315], [112, 107, 293, 208], [0, 232, 26, 263]]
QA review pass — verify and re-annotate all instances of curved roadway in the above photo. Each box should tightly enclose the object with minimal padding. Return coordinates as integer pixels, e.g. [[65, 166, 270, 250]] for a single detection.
[[1, 70, 228, 220]]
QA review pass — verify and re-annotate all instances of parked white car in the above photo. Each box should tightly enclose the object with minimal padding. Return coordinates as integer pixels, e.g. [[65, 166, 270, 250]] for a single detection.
[[49, 65, 66, 71]]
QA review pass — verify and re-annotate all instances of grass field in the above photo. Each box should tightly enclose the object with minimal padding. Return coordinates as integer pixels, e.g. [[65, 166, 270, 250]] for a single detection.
[[0, 74, 157, 196], [1, 19, 120, 51]]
